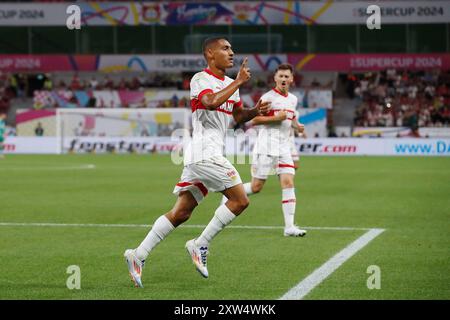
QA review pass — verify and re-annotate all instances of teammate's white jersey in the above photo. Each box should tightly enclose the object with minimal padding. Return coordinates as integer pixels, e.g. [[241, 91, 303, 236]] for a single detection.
[[184, 69, 241, 165], [253, 88, 298, 156]]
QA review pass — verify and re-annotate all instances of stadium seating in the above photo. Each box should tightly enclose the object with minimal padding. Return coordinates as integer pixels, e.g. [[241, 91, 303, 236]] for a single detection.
[[351, 69, 450, 128]]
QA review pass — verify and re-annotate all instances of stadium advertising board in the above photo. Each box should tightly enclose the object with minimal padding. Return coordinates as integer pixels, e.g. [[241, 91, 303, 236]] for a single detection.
[[230, 138, 450, 156], [97, 54, 287, 73], [294, 139, 450, 156], [64, 137, 181, 154], [2, 54, 449, 73], [3, 137, 57, 154], [5, 137, 450, 156], [0, 1, 449, 26], [0, 55, 97, 72], [288, 53, 450, 72]]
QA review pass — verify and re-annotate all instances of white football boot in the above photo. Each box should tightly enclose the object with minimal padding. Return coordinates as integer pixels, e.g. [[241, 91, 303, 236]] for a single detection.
[[185, 239, 209, 278], [124, 249, 145, 288], [284, 226, 307, 237]]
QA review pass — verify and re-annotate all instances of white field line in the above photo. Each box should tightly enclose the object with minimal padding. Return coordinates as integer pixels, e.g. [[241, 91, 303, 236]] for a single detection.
[[0, 164, 96, 170], [0, 222, 372, 231], [0, 221, 384, 299], [279, 228, 385, 300]]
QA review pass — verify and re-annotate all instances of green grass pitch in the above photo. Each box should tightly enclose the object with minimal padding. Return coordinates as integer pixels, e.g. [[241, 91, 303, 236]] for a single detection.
[[0, 155, 449, 299]]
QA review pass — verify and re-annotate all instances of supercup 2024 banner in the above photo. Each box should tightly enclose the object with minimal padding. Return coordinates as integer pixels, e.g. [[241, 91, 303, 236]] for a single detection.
[[0, 1, 449, 26], [1, 54, 450, 73]]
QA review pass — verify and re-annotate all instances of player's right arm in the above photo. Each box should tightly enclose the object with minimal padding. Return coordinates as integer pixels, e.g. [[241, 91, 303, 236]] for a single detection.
[[200, 58, 251, 110], [251, 111, 287, 125]]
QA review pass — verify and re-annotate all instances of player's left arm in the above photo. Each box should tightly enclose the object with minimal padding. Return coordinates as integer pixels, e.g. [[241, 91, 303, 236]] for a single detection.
[[291, 97, 305, 134], [292, 118, 305, 133], [232, 99, 271, 124], [292, 118, 307, 137]]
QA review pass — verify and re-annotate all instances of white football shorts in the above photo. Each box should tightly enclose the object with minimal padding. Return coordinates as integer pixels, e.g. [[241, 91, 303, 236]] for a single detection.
[[251, 153, 296, 180], [173, 155, 242, 204]]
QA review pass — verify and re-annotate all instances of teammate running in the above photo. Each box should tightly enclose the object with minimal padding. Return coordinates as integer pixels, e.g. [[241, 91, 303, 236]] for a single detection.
[[222, 63, 306, 237], [124, 37, 271, 287]]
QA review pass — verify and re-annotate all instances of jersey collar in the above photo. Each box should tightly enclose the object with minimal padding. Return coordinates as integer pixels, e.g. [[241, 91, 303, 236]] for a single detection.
[[204, 68, 225, 81], [272, 88, 288, 97]]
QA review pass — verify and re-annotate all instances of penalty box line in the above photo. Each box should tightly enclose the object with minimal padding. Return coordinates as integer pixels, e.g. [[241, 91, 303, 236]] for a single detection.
[[0, 222, 374, 232], [279, 228, 385, 300]]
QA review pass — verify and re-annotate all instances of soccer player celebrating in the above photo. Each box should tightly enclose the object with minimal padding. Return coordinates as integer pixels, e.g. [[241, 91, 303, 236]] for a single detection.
[[222, 63, 307, 237], [124, 37, 271, 287]]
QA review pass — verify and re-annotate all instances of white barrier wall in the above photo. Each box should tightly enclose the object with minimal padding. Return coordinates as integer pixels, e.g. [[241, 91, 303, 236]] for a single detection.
[[4, 137, 57, 154], [4, 137, 450, 156]]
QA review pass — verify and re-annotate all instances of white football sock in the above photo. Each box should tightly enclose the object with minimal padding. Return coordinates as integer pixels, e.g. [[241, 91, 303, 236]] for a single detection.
[[221, 182, 254, 205], [196, 204, 237, 247], [135, 215, 174, 261], [243, 182, 254, 195], [282, 188, 296, 229]]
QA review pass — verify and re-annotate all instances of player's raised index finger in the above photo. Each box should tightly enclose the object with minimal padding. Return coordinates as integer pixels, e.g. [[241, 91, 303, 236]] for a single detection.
[[241, 57, 248, 68]]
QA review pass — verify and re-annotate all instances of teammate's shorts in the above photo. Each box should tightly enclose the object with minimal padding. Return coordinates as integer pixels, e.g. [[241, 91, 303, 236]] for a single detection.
[[251, 153, 296, 180], [173, 155, 242, 204]]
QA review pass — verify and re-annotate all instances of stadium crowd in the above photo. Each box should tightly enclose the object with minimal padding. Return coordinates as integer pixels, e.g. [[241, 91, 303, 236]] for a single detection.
[[0, 70, 334, 111], [351, 69, 450, 128]]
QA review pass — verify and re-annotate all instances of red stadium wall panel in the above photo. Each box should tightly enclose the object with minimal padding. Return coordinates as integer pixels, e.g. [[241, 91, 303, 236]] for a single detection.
[[0, 55, 97, 72], [288, 54, 450, 72], [1, 54, 449, 73]]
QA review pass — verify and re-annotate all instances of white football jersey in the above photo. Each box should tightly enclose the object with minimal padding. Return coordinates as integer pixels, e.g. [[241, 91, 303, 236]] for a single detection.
[[184, 69, 241, 165], [253, 88, 298, 156]]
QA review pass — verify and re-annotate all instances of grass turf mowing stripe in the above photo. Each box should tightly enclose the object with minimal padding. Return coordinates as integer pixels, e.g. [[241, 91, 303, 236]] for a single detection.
[[279, 228, 385, 300], [0, 222, 373, 231], [0, 164, 96, 170]]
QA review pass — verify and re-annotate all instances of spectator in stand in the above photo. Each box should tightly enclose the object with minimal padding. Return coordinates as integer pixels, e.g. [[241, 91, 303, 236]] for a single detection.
[[310, 78, 320, 88], [43, 75, 53, 91], [57, 79, 67, 89], [182, 76, 190, 90], [34, 122, 44, 136], [118, 77, 129, 90], [138, 73, 147, 88], [293, 72, 303, 88], [89, 77, 99, 89], [346, 72, 357, 99], [130, 76, 140, 90], [17, 74, 27, 98], [70, 74, 82, 91], [171, 95, 179, 108], [103, 75, 114, 90], [353, 69, 450, 130]]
